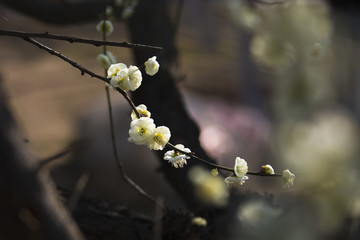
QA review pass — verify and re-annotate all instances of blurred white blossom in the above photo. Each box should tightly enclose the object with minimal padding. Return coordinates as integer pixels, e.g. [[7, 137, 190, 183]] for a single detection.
[[189, 166, 229, 206], [97, 51, 117, 69], [224, 175, 248, 186], [238, 200, 282, 228], [97, 53, 111, 69], [96, 20, 114, 36], [105, 51, 117, 65], [191, 217, 207, 227], [282, 169, 295, 189]]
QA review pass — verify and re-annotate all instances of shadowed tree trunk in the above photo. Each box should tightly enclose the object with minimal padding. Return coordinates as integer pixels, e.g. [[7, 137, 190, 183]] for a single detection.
[[127, 0, 217, 212]]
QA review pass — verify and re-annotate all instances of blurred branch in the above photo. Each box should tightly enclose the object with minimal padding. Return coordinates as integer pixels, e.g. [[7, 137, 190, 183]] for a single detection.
[[0, 29, 163, 52], [39, 142, 86, 168], [0, 77, 84, 240], [252, 0, 288, 5]]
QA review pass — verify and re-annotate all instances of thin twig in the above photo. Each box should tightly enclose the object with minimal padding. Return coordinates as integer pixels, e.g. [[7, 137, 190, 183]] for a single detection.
[[115, 88, 141, 118], [39, 143, 83, 168], [100, 7, 160, 207], [22, 36, 142, 118], [22, 37, 109, 83], [166, 142, 282, 177], [0, 29, 163, 51], [105, 87, 160, 205], [68, 171, 90, 212]]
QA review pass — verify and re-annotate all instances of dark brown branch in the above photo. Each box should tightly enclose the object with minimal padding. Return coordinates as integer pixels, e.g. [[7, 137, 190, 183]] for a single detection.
[[0, 29, 163, 52], [22, 37, 109, 83]]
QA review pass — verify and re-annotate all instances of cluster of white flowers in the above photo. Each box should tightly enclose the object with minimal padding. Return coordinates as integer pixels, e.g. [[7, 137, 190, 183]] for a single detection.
[[225, 157, 249, 185], [105, 57, 160, 91], [128, 104, 170, 151], [107, 63, 142, 91], [163, 144, 191, 168], [97, 51, 117, 69]]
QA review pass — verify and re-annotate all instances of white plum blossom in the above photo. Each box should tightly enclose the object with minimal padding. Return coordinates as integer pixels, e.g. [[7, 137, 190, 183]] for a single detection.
[[144, 56, 160, 76], [96, 20, 114, 36], [131, 104, 151, 120], [146, 126, 171, 150], [225, 157, 249, 185], [262, 164, 275, 175], [107, 63, 127, 78], [163, 144, 191, 168], [282, 169, 295, 189], [110, 67, 130, 91], [108, 63, 142, 92], [128, 65, 142, 91], [128, 117, 155, 145], [234, 157, 248, 178]]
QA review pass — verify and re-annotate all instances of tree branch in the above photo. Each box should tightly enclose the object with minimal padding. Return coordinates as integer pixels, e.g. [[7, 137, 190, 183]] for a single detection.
[[0, 29, 163, 52]]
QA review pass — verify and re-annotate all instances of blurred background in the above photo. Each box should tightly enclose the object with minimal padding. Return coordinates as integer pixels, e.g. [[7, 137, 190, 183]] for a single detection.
[[1, 0, 360, 239]]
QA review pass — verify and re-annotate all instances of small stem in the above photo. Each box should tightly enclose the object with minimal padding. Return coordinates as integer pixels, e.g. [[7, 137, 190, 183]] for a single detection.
[[0, 29, 163, 51], [106, 86, 160, 205], [166, 142, 282, 177], [116, 89, 141, 118]]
